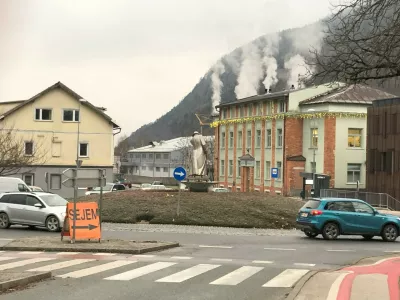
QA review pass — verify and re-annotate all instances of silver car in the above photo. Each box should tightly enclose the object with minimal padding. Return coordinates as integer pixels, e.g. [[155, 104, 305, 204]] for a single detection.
[[0, 192, 67, 232]]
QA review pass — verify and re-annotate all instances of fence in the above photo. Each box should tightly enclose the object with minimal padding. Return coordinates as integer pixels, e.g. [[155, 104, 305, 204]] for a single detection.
[[320, 189, 400, 211]]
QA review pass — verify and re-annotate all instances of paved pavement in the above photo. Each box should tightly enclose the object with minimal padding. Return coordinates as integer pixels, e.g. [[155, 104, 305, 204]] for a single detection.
[[0, 224, 399, 299]]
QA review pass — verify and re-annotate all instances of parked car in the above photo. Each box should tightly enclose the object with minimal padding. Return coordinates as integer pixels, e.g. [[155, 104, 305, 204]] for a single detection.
[[0, 177, 31, 193], [85, 183, 126, 196], [296, 198, 400, 242], [0, 192, 68, 232], [211, 187, 229, 192], [29, 186, 44, 192]]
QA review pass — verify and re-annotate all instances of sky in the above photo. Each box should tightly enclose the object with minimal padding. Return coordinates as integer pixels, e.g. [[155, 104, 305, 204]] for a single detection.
[[0, 0, 334, 138]]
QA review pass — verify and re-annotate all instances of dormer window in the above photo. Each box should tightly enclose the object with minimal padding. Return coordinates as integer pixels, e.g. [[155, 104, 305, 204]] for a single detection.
[[63, 109, 80, 122], [35, 108, 52, 121]]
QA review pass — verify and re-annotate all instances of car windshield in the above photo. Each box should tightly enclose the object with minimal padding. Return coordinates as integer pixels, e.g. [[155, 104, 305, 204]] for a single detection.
[[40, 194, 68, 207], [301, 200, 320, 209], [93, 184, 113, 191]]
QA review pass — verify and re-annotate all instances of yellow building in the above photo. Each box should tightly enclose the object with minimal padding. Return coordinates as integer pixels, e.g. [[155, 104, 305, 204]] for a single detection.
[[0, 82, 121, 198]]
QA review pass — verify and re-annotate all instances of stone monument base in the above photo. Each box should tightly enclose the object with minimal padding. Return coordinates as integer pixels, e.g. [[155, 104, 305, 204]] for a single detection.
[[182, 175, 216, 192]]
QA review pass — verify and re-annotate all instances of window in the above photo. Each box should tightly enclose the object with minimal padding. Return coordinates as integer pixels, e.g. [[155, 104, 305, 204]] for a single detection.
[[352, 202, 374, 214], [35, 108, 52, 121], [221, 132, 226, 148], [141, 166, 146, 170], [256, 130, 261, 148], [221, 160, 225, 175], [155, 154, 161, 159], [156, 167, 160, 172], [50, 174, 61, 190], [266, 102, 272, 114], [381, 150, 394, 173], [149, 166, 154, 171], [278, 101, 285, 113], [347, 163, 361, 183], [238, 131, 242, 148], [8, 194, 26, 205], [311, 162, 316, 173], [24, 141, 33, 156], [23, 174, 34, 186], [142, 154, 147, 159], [277, 129, 283, 147], [26, 196, 41, 206], [325, 201, 355, 212], [149, 154, 154, 159], [277, 161, 282, 179], [247, 130, 252, 148], [238, 160, 241, 177], [222, 109, 226, 119], [256, 161, 260, 178], [18, 184, 29, 192], [266, 129, 272, 148], [163, 153, 169, 159], [229, 160, 233, 176], [265, 161, 271, 179], [229, 132, 234, 148], [163, 167, 168, 172], [239, 106, 244, 117], [79, 143, 89, 157], [63, 109, 79, 122], [230, 107, 235, 118], [115, 185, 126, 191], [136, 154, 141, 159], [311, 128, 318, 148], [248, 104, 253, 116], [257, 103, 263, 115], [348, 128, 362, 148]]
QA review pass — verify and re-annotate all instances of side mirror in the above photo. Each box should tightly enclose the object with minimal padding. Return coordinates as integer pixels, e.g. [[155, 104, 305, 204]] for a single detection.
[[34, 203, 43, 208]]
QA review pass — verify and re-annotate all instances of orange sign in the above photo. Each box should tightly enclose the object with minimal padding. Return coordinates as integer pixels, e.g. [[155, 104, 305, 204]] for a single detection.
[[67, 202, 101, 240]]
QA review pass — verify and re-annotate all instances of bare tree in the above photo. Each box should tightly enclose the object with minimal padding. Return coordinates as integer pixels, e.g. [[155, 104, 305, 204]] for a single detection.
[[175, 137, 193, 172], [309, 0, 400, 84], [114, 134, 130, 157], [0, 127, 47, 176]]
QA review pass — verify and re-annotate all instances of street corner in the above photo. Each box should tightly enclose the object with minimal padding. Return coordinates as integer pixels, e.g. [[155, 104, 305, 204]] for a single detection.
[[0, 271, 51, 293], [0, 236, 180, 254]]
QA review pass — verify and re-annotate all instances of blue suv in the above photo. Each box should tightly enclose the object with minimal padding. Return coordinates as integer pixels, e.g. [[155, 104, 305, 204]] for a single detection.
[[296, 198, 400, 242]]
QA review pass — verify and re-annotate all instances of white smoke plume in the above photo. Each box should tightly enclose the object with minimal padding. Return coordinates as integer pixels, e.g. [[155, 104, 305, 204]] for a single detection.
[[262, 34, 280, 90], [284, 54, 309, 88], [234, 43, 263, 99], [210, 60, 225, 114]]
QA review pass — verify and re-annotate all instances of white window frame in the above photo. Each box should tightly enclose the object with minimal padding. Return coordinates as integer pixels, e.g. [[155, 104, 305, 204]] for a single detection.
[[255, 161, 261, 178], [229, 132, 234, 148], [266, 129, 272, 148], [247, 130, 252, 148], [265, 161, 271, 180], [79, 142, 89, 157], [237, 160, 241, 177], [311, 128, 318, 148], [348, 128, 362, 148], [34, 108, 53, 121], [229, 160, 233, 176], [238, 131, 242, 149], [221, 132, 226, 149], [256, 130, 261, 148], [50, 174, 61, 190], [163, 167, 168, 173], [277, 129, 283, 148], [24, 141, 34, 156], [23, 173, 34, 186], [62, 109, 80, 122], [277, 161, 282, 180], [221, 160, 225, 176], [347, 163, 362, 183]]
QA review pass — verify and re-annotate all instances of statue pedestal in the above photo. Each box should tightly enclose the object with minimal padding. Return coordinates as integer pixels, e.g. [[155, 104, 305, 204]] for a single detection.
[[182, 175, 216, 192]]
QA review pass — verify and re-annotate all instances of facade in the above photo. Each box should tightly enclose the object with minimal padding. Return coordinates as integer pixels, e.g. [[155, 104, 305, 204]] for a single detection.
[[0, 82, 120, 198], [366, 98, 400, 200], [121, 136, 214, 184], [212, 83, 395, 196]]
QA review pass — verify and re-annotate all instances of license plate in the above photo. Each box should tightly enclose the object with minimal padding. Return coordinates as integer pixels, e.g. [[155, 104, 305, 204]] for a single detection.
[[301, 213, 308, 217]]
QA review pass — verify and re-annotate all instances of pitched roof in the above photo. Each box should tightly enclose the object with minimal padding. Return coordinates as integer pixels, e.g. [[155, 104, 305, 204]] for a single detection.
[[128, 136, 214, 153], [299, 84, 396, 106], [0, 81, 120, 128]]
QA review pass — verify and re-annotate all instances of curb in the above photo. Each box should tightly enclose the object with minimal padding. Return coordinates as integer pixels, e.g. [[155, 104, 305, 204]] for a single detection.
[[0, 272, 51, 292], [0, 242, 180, 255], [286, 270, 317, 300]]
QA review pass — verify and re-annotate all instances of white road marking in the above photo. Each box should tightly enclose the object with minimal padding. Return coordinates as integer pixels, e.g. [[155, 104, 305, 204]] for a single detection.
[[264, 248, 296, 251], [210, 258, 233, 262], [0, 239, 13, 241], [210, 266, 263, 285], [0, 257, 17, 262], [156, 264, 220, 283], [28, 259, 95, 272], [326, 249, 355, 252], [56, 252, 81, 255], [58, 260, 136, 278], [92, 253, 117, 256], [133, 255, 155, 258], [326, 271, 353, 300], [263, 269, 310, 288], [252, 260, 274, 264], [18, 251, 43, 254], [170, 256, 193, 260], [0, 251, 6, 253], [0, 258, 55, 271], [199, 245, 233, 249], [294, 263, 316, 267], [104, 262, 176, 281], [384, 250, 400, 253]]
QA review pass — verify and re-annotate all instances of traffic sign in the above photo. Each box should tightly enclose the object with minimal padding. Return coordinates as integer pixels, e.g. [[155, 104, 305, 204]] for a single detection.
[[63, 168, 105, 179], [62, 177, 106, 188], [62, 168, 106, 188], [67, 202, 101, 240], [271, 168, 279, 179], [173, 167, 186, 181]]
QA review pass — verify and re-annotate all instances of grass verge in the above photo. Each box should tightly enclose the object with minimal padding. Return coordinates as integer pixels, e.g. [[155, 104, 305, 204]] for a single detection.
[[80, 191, 304, 229]]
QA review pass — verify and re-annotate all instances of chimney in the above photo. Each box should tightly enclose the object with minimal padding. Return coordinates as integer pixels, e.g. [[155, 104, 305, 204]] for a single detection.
[[268, 88, 272, 93], [291, 84, 295, 90]]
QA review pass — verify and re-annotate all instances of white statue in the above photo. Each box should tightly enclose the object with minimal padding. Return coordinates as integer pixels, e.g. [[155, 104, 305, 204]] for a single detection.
[[190, 131, 208, 176]]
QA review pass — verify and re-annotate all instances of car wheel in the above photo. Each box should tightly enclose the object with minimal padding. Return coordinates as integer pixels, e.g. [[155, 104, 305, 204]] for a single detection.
[[322, 222, 340, 240], [362, 235, 374, 240], [0, 213, 11, 229], [304, 230, 318, 238], [45, 216, 60, 232], [381, 224, 398, 242]]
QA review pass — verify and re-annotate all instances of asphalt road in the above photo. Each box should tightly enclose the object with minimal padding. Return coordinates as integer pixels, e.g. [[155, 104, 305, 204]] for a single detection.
[[0, 225, 398, 300]]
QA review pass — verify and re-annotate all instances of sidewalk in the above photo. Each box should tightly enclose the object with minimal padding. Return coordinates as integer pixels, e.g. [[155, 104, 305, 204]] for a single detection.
[[293, 255, 400, 300]]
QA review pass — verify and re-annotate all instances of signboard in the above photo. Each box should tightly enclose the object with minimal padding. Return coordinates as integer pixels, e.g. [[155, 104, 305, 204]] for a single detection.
[[271, 168, 279, 179], [67, 202, 100, 240], [63, 168, 105, 178], [62, 178, 106, 188], [62, 168, 106, 188], [173, 167, 187, 181]]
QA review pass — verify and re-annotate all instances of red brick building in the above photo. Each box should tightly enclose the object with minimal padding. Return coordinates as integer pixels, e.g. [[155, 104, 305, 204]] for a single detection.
[[212, 83, 394, 196]]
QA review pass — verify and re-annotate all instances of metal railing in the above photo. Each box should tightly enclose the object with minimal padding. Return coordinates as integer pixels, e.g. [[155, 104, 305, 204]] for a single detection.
[[320, 189, 400, 211]]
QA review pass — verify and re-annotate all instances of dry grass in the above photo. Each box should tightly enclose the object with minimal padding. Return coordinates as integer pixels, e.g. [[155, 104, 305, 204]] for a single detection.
[[80, 191, 304, 229]]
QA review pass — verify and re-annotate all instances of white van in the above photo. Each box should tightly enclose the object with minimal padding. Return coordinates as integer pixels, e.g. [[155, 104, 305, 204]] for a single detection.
[[0, 177, 31, 193]]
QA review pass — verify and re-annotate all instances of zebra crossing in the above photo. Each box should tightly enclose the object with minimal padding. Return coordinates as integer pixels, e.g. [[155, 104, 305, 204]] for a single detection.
[[0, 252, 311, 288]]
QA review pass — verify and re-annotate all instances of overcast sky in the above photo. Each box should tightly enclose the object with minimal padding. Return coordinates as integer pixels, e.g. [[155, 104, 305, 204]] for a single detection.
[[0, 0, 334, 138]]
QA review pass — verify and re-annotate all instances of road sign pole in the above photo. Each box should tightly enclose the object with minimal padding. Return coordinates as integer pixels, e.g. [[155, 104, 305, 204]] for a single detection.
[[177, 187, 181, 217], [72, 169, 77, 244], [99, 180, 103, 231]]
